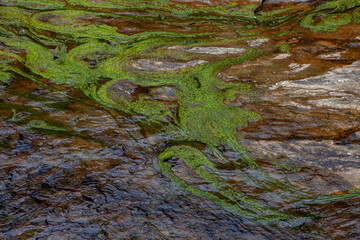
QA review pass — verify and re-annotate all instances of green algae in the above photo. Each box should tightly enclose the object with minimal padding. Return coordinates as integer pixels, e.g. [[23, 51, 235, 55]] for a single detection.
[[30, 10, 126, 43], [0, 102, 50, 126], [273, 161, 301, 172], [300, 0, 360, 33], [175, 49, 262, 151], [301, 12, 352, 33], [66, 0, 168, 10], [0, 70, 12, 83], [304, 193, 360, 205], [0, 6, 31, 27], [0, 140, 11, 149], [65, 0, 296, 27], [277, 43, 291, 53], [27, 119, 105, 146], [352, 7, 360, 23], [349, 189, 360, 194], [27, 119, 68, 132], [0, 0, 66, 10], [0, 7, 125, 44], [158, 145, 292, 221], [315, 0, 360, 13]]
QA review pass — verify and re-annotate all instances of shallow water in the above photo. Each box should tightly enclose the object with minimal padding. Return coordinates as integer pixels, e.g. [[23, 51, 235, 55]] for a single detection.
[[0, 0, 360, 239]]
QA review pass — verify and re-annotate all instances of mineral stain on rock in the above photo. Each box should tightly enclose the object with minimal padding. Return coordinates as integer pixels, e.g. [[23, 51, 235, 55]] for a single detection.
[[0, 0, 360, 239]]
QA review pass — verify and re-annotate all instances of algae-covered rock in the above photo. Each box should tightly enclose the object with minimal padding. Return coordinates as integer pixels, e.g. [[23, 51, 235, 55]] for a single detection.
[[0, 0, 360, 238]]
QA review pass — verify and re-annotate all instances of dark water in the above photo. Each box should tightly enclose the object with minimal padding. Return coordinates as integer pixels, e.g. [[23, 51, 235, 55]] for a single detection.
[[0, 0, 360, 239]]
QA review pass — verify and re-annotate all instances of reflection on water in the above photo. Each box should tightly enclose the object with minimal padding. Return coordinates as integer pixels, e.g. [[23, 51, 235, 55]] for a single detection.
[[0, 0, 360, 239]]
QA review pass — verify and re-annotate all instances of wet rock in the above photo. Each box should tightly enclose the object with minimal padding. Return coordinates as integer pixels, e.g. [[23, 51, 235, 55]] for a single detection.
[[173, 0, 262, 6], [1, 1, 360, 239], [272, 53, 291, 60], [0, 124, 18, 141], [46, 215, 66, 225], [243, 138, 360, 190], [308, 97, 360, 111], [269, 59, 360, 102], [246, 38, 269, 48], [266, 0, 313, 2], [42, 168, 75, 189], [285, 63, 311, 73], [131, 59, 208, 72], [169, 46, 248, 55], [317, 51, 346, 60], [42, 231, 84, 240], [107, 80, 142, 101], [27, 165, 52, 180], [30, 217, 47, 226], [239, 59, 360, 192], [150, 86, 176, 102]]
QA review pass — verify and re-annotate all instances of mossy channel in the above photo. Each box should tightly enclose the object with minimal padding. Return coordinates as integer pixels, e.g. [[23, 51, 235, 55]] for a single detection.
[[0, 0, 359, 228]]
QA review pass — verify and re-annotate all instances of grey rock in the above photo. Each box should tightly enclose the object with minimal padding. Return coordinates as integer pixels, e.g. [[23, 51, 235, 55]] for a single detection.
[[46, 216, 66, 225], [268, 60, 360, 110], [246, 38, 269, 48], [186, 47, 247, 55], [169, 46, 247, 55], [131, 59, 208, 71], [243, 138, 360, 190]]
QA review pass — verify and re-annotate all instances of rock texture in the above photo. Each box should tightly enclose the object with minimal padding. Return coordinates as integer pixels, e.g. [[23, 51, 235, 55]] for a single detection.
[[1, 0, 360, 239]]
